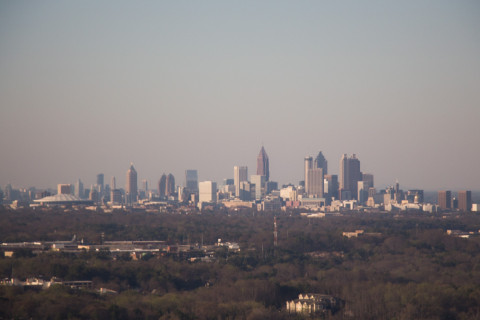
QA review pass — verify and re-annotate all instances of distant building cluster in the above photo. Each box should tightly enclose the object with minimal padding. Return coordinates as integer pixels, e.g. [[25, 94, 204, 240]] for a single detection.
[[0, 277, 93, 291], [1, 146, 477, 213], [1, 237, 241, 266], [286, 293, 341, 315]]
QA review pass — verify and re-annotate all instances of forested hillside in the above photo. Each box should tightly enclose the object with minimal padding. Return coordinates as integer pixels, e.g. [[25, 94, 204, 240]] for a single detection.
[[1, 208, 480, 319]]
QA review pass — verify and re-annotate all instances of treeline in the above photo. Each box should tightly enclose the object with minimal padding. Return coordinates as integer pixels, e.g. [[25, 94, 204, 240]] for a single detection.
[[1, 208, 480, 319]]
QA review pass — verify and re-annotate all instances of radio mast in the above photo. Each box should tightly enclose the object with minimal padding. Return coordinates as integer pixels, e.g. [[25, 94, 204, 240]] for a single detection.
[[274, 216, 278, 247]]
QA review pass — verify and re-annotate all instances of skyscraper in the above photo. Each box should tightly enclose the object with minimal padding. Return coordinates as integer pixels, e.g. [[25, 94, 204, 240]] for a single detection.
[[357, 181, 368, 205], [438, 190, 451, 210], [324, 174, 339, 200], [239, 181, 252, 201], [158, 173, 175, 198], [256, 146, 269, 181], [314, 151, 328, 175], [74, 179, 84, 199], [96, 173, 104, 193], [158, 174, 167, 198], [234, 166, 248, 198], [185, 170, 198, 193], [126, 163, 137, 204], [166, 174, 175, 197], [57, 184, 72, 195], [111, 189, 122, 204], [111, 176, 116, 190], [458, 190, 472, 212], [339, 154, 348, 198], [303, 151, 328, 198], [304, 156, 313, 193], [199, 181, 217, 204], [89, 186, 99, 204], [362, 173, 374, 189], [307, 168, 324, 197], [251, 174, 266, 200], [339, 154, 361, 200]]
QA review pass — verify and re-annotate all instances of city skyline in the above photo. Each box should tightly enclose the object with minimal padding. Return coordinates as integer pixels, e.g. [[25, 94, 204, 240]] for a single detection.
[[1, 1, 479, 191], [3, 148, 477, 194]]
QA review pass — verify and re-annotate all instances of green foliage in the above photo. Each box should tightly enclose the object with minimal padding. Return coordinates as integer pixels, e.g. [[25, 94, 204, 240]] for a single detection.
[[2, 209, 480, 319]]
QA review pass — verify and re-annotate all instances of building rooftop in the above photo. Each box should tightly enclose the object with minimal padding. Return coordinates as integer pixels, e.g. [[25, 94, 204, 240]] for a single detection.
[[34, 194, 93, 205]]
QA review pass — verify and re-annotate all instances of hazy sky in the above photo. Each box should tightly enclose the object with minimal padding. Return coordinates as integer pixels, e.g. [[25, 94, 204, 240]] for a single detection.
[[1, 1, 479, 191]]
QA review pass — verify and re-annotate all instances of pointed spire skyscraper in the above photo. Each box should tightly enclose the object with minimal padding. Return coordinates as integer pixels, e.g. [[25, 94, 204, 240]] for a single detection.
[[256, 146, 270, 181]]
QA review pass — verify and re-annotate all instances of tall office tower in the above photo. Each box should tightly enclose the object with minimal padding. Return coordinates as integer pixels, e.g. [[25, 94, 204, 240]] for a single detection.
[[452, 197, 458, 209], [438, 190, 452, 210], [304, 157, 313, 194], [251, 175, 266, 200], [362, 173, 374, 188], [111, 177, 116, 190], [256, 146, 270, 181], [324, 174, 339, 200], [158, 174, 167, 198], [57, 184, 72, 195], [314, 151, 328, 175], [307, 168, 324, 197], [104, 184, 110, 201], [239, 181, 252, 201], [223, 178, 234, 186], [266, 181, 278, 194], [142, 179, 148, 192], [4, 184, 13, 202], [126, 163, 137, 204], [74, 179, 84, 199], [96, 173, 104, 193], [166, 174, 175, 197], [177, 186, 185, 202], [339, 154, 361, 200], [199, 181, 217, 204], [234, 166, 248, 197], [89, 186, 99, 203], [458, 190, 472, 212], [339, 154, 348, 198], [357, 181, 369, 205], [111, 189, 122, 204], [185, 170, 199, 193]]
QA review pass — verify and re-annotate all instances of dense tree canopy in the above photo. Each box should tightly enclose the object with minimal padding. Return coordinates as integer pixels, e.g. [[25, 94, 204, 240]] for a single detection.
[[1, 208, 480, 319]]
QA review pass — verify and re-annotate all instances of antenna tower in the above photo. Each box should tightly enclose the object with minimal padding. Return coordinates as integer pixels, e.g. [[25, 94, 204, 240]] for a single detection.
[[274, 216, 278, 247]]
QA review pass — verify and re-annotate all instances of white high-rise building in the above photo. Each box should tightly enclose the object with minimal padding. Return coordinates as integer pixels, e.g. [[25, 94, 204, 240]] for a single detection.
[[199, 181, 217, 204]]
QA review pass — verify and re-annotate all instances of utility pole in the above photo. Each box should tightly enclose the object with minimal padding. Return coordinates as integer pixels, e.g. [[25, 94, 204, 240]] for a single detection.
[[274, 216, 278, 247]]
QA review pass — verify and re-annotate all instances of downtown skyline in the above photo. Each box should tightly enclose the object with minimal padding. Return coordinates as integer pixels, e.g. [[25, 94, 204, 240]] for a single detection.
[[1, 146, 477, 194], [1, 1, 479, 191]]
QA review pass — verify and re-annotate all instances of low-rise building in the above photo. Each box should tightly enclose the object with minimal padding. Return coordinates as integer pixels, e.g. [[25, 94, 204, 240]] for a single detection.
[[343, 230, 364, 238], [286, 293, 340, 315]]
